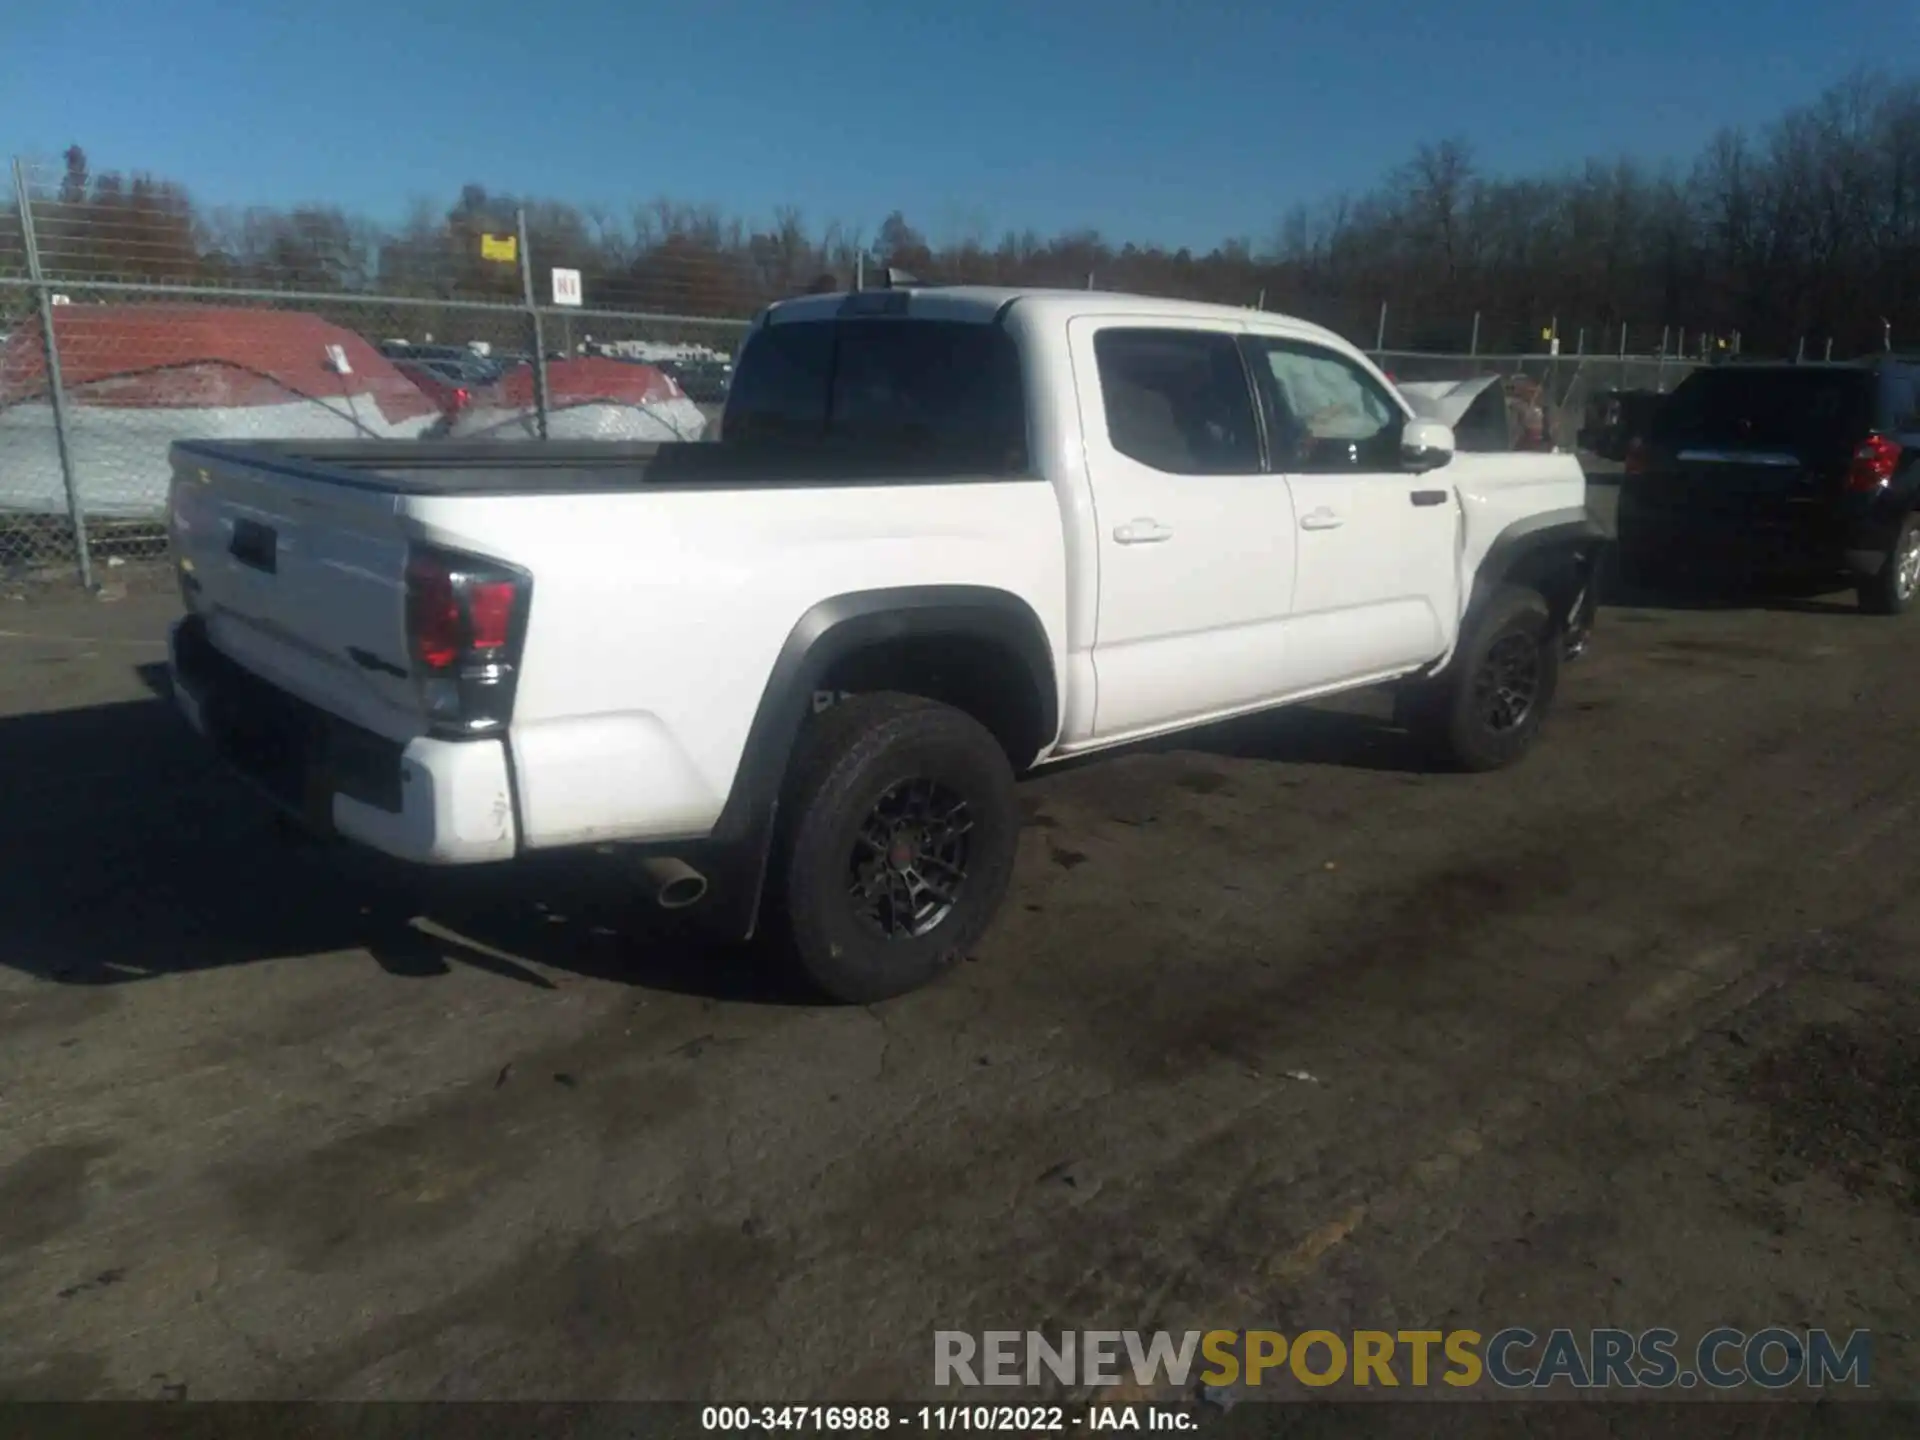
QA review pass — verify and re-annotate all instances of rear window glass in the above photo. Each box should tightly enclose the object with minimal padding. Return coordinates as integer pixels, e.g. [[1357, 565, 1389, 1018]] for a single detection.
[[723, 318, 1029, 472], [1652, 368, 1873, 452], [1884, 370, 1920, 430]]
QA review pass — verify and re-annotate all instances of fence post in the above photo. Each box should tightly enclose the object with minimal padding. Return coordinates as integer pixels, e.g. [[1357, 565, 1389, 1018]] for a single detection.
[[1546, 316, 1560, 450], [12, 158, 93, 589], [1796, 335, 1806, 363], [515, 206, 550, 441], [1469, 311, 1480, 358], [1825, 337, 1834, 362], [1375, 301, 1387, 354]]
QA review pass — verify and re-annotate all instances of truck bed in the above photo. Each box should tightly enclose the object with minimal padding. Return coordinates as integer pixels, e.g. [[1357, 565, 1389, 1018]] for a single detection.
[[172, 439, 1033, 497]]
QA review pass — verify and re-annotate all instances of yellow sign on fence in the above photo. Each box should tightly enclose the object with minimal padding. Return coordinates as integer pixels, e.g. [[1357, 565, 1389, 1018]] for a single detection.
[[479, 233, 518, 263]]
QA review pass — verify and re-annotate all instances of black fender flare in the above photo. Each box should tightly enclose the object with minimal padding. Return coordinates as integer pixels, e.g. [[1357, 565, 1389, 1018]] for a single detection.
[[694, 585, 1059, 940], [1465, 506, 1610, 630]]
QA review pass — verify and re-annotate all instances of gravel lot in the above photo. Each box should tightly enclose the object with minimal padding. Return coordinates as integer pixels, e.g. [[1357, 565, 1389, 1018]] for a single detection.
[[2, 474, 1918, 1406]]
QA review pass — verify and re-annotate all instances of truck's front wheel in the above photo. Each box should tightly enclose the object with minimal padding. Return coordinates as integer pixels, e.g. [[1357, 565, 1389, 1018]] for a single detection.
[[1409, 585, 1560, 772], [774, 693, 1019, 1004]]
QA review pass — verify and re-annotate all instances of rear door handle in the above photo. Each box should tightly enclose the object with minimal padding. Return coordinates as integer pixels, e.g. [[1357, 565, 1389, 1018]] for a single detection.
[[1410, 489, 1450, 507], [1113, 518, 1172, 545], [1300, 508, 1344, 531]]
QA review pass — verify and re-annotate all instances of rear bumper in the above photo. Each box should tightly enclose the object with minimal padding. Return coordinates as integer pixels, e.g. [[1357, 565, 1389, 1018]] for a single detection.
[[1617, 490, 1899, 581], [1617, 506, 1842, 574], [168, 615, 517, 865]]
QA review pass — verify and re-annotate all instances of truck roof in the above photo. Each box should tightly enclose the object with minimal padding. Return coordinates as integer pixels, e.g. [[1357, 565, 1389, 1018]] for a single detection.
[[761, 285, 1353, 352]]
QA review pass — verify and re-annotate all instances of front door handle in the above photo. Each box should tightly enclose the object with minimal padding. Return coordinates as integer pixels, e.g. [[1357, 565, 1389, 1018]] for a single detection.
[[1300, 508, 1345, 531], [1410, 489, 1450, 507], [1113, 518, 1172, 545]]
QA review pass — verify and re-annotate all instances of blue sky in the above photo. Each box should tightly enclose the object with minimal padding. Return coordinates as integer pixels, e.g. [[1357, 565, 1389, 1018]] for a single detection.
[[0, 0, 1895, 252]]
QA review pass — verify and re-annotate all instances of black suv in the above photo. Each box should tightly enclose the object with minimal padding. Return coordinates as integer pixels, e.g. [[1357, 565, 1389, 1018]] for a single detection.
[[1616, 357, 1920, 613]]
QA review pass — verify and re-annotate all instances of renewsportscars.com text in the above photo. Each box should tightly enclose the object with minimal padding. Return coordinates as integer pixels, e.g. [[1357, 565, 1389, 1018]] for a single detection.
[[934, 1327, 1872, 1391]]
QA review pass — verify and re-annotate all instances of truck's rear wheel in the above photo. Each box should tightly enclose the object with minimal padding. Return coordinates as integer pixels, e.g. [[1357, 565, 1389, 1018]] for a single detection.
[[773, 693, 1018, 1004], [1409, 585, 1560, 773]]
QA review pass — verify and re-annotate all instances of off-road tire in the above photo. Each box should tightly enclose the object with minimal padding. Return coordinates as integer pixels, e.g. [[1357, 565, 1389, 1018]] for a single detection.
[[772, 692, 1018, 1004], [1406, 585, 1560, 773], [1859, 513, 1920, 616]]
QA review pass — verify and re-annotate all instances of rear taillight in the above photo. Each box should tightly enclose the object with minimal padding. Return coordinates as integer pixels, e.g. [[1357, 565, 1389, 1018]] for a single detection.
[[466, 579, 515, 652], [405, 547, 531, 735], [1848, 433, 1902, 493], [451, 386, 471, 411], [1624, 438, 1647, 475], [408, 557, 462, 670]]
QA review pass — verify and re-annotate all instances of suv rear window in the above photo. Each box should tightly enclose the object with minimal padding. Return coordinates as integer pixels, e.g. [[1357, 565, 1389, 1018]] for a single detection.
[[1652, 368, 1874, 453], [1883, 369, 1920, 431], [723, 318, 1029, 473]]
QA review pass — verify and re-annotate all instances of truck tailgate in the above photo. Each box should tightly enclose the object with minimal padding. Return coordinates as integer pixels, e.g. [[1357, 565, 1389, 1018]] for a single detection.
[[169, 447, 423, 737]]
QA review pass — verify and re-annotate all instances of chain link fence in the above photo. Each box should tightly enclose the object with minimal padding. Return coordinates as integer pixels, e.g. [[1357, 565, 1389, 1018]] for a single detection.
[[3, 151, 1719, 588], [0, 156, 754, 586], [1373, 349, 1703, 454]]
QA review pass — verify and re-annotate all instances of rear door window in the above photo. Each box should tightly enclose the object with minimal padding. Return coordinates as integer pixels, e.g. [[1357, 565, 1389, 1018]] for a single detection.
[[1091, 328, 1261, 475], [724, 318, 1028, 472]]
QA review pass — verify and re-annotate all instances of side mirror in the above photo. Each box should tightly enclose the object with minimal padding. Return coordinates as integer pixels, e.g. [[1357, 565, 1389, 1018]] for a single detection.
[[1401, 418, 1455, 472]]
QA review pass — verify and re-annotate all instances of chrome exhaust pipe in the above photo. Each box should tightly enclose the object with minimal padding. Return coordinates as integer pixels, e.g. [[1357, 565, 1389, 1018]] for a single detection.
[[640, 856, 708, 910]]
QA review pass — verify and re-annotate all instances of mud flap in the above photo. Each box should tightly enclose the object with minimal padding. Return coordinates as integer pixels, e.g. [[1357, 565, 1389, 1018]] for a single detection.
[[1565, 538, 1608, 659]]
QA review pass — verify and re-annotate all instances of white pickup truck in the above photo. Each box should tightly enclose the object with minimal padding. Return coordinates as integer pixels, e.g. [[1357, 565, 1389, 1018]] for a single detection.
[[166, 284, 1603, 1002]]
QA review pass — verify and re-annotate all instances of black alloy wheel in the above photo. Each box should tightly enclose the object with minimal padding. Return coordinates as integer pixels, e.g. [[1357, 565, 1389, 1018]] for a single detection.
[[848, 778, 974, 940], [1472, 631, 1542, 734]]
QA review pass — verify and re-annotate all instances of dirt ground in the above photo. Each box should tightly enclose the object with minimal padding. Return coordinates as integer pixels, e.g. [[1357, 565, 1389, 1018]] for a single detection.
[[2, 478, 1918, 1409]]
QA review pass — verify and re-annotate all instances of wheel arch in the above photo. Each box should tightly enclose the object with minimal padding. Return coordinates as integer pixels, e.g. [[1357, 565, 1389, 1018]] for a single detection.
[[1465, 508, 1609, 638], [695, 585, 1059, 940]]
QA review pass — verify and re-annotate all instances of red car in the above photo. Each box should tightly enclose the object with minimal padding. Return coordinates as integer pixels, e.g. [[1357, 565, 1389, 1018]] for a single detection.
[[393, 358, 479, 419]]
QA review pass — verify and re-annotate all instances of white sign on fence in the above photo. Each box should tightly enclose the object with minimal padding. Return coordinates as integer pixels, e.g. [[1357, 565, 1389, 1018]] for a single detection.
[[551, 268, 583, 307]]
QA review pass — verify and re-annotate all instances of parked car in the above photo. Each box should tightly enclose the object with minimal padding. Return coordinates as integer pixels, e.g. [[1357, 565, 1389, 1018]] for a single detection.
[[660, 359, 733, 406], [391, 358, 478, 419], [1616, 357, 1920, 611], [1397, 375, 1517, 452], [1579, 387, 1664, 461], [381, 343, 505, 385], [164, 285, 1602, 1003]]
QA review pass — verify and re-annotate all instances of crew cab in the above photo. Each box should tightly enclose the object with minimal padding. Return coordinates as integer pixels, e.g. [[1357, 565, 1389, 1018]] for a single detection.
[[165, 285, 1603, 1003], [1617, 357, 1920, 611]]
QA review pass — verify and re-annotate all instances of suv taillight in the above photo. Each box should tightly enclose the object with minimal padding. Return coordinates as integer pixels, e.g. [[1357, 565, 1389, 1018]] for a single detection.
[[1624, 437, 1647, 476], [1848, 433, 1902, 493], [405, 546, 531, 735]]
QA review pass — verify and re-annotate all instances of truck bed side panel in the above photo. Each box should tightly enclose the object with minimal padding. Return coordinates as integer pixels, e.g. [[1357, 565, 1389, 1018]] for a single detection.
[[398, 480, 1068, 849]]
